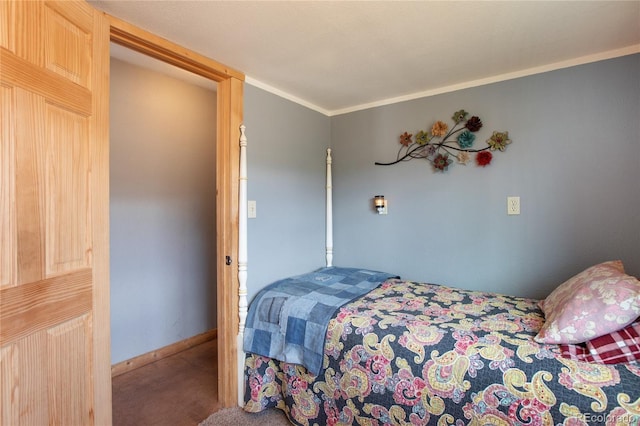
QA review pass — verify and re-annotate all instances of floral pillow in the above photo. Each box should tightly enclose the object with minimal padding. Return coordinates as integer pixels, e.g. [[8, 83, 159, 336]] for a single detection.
[[537, 260, 625, 312], [535, 261, 640, 344]]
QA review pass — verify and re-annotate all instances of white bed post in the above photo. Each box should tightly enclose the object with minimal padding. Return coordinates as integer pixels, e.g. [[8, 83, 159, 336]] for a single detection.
[[237, 125, 248, 406], [326, 148, 333, 267]]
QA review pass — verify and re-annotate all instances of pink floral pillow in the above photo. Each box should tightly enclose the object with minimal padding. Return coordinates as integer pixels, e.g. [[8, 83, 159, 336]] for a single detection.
[[535, 261, 640, 344]]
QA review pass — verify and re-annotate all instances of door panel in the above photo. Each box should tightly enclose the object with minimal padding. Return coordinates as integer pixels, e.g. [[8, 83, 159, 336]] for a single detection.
[[1, 1, 111, 424], [47, 315, 93, 426], [1, 332, 48, 425], [14, 88, 45, 285], [45, 103, 91, 276], [44, 1, 92, 86], [1, 84, 15, 288]]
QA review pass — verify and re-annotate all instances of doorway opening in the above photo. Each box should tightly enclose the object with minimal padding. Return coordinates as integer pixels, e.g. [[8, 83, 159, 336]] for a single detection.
[[107, 15, 244, 410], [109, 44, 220, 423], [109, 40, 217, 361]]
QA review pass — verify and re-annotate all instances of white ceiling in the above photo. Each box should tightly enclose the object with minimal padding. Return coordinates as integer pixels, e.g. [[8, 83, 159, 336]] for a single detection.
[[91, 1, 640, 116]]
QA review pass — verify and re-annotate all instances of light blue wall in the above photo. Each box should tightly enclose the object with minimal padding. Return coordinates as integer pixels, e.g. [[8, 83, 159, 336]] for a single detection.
[[243, 55, 639, 302], [330, 54, 640, 299], [244, 84, 331, 302], [110, 58, 217, 364]]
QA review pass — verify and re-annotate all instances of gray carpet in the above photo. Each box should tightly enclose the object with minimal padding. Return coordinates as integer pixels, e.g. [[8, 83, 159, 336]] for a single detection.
[[199, 407, 290, 426]]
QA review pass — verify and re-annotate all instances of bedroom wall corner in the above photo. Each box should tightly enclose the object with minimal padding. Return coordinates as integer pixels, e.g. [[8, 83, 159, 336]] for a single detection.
[[243, 83, 331, 302]]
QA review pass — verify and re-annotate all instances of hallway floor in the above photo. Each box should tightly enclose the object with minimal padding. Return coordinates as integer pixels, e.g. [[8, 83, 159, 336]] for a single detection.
[[112, 339, 219, 426]]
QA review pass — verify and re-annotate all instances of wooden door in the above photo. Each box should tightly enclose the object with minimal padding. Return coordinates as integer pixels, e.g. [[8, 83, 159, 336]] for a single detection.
[[1, 1, 112, 424]]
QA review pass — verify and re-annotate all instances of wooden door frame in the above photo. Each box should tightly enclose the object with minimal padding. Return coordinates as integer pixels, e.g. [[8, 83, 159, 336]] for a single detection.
[[106, 14, 243, 408]]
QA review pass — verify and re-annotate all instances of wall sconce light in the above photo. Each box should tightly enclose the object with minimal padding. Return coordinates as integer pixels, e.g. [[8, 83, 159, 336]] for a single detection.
[[374, 195, 387, 215]]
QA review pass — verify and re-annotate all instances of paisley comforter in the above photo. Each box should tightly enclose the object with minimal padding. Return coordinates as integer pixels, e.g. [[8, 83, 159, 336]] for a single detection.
[[244, 279, 640, 425]]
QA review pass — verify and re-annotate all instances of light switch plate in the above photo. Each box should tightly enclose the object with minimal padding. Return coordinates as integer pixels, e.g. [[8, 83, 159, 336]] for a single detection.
[[248, 200, 257, 218]]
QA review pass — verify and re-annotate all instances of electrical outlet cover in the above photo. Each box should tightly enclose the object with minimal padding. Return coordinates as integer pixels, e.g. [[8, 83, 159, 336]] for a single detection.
[[507, 196, 520, 215]]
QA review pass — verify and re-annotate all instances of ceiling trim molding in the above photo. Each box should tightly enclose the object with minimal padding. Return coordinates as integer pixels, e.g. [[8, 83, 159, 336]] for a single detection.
[[331, 45, 640, 117], [247, 45, 640, 118], [245, 77, 331, 116]]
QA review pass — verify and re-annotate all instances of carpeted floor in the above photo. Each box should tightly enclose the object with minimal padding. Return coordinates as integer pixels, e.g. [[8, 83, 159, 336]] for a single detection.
[[199, 407, 290, 426]]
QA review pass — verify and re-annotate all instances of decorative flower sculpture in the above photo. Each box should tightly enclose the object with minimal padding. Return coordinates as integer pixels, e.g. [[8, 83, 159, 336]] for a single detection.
[[375, 109, 512, 172]]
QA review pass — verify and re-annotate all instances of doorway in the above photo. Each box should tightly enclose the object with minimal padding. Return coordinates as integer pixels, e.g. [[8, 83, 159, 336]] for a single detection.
[[109, 45, 218, 367], [108, 15, 244, 408]]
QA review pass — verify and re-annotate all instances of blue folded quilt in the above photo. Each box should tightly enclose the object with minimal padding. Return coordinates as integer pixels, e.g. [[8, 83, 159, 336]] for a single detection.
[[243, 266, 398, 375]]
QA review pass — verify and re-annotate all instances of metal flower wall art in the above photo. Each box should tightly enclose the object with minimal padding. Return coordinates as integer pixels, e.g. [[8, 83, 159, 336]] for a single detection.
[[375, 109, 512, 172]]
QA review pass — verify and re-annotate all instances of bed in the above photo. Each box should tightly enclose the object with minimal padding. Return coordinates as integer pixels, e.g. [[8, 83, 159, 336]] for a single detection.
[[236, 138, 640, 425]]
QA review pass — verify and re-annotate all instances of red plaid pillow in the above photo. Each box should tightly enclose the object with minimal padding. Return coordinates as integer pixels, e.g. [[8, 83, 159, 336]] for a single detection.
[[558, 320, 640, 364]]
